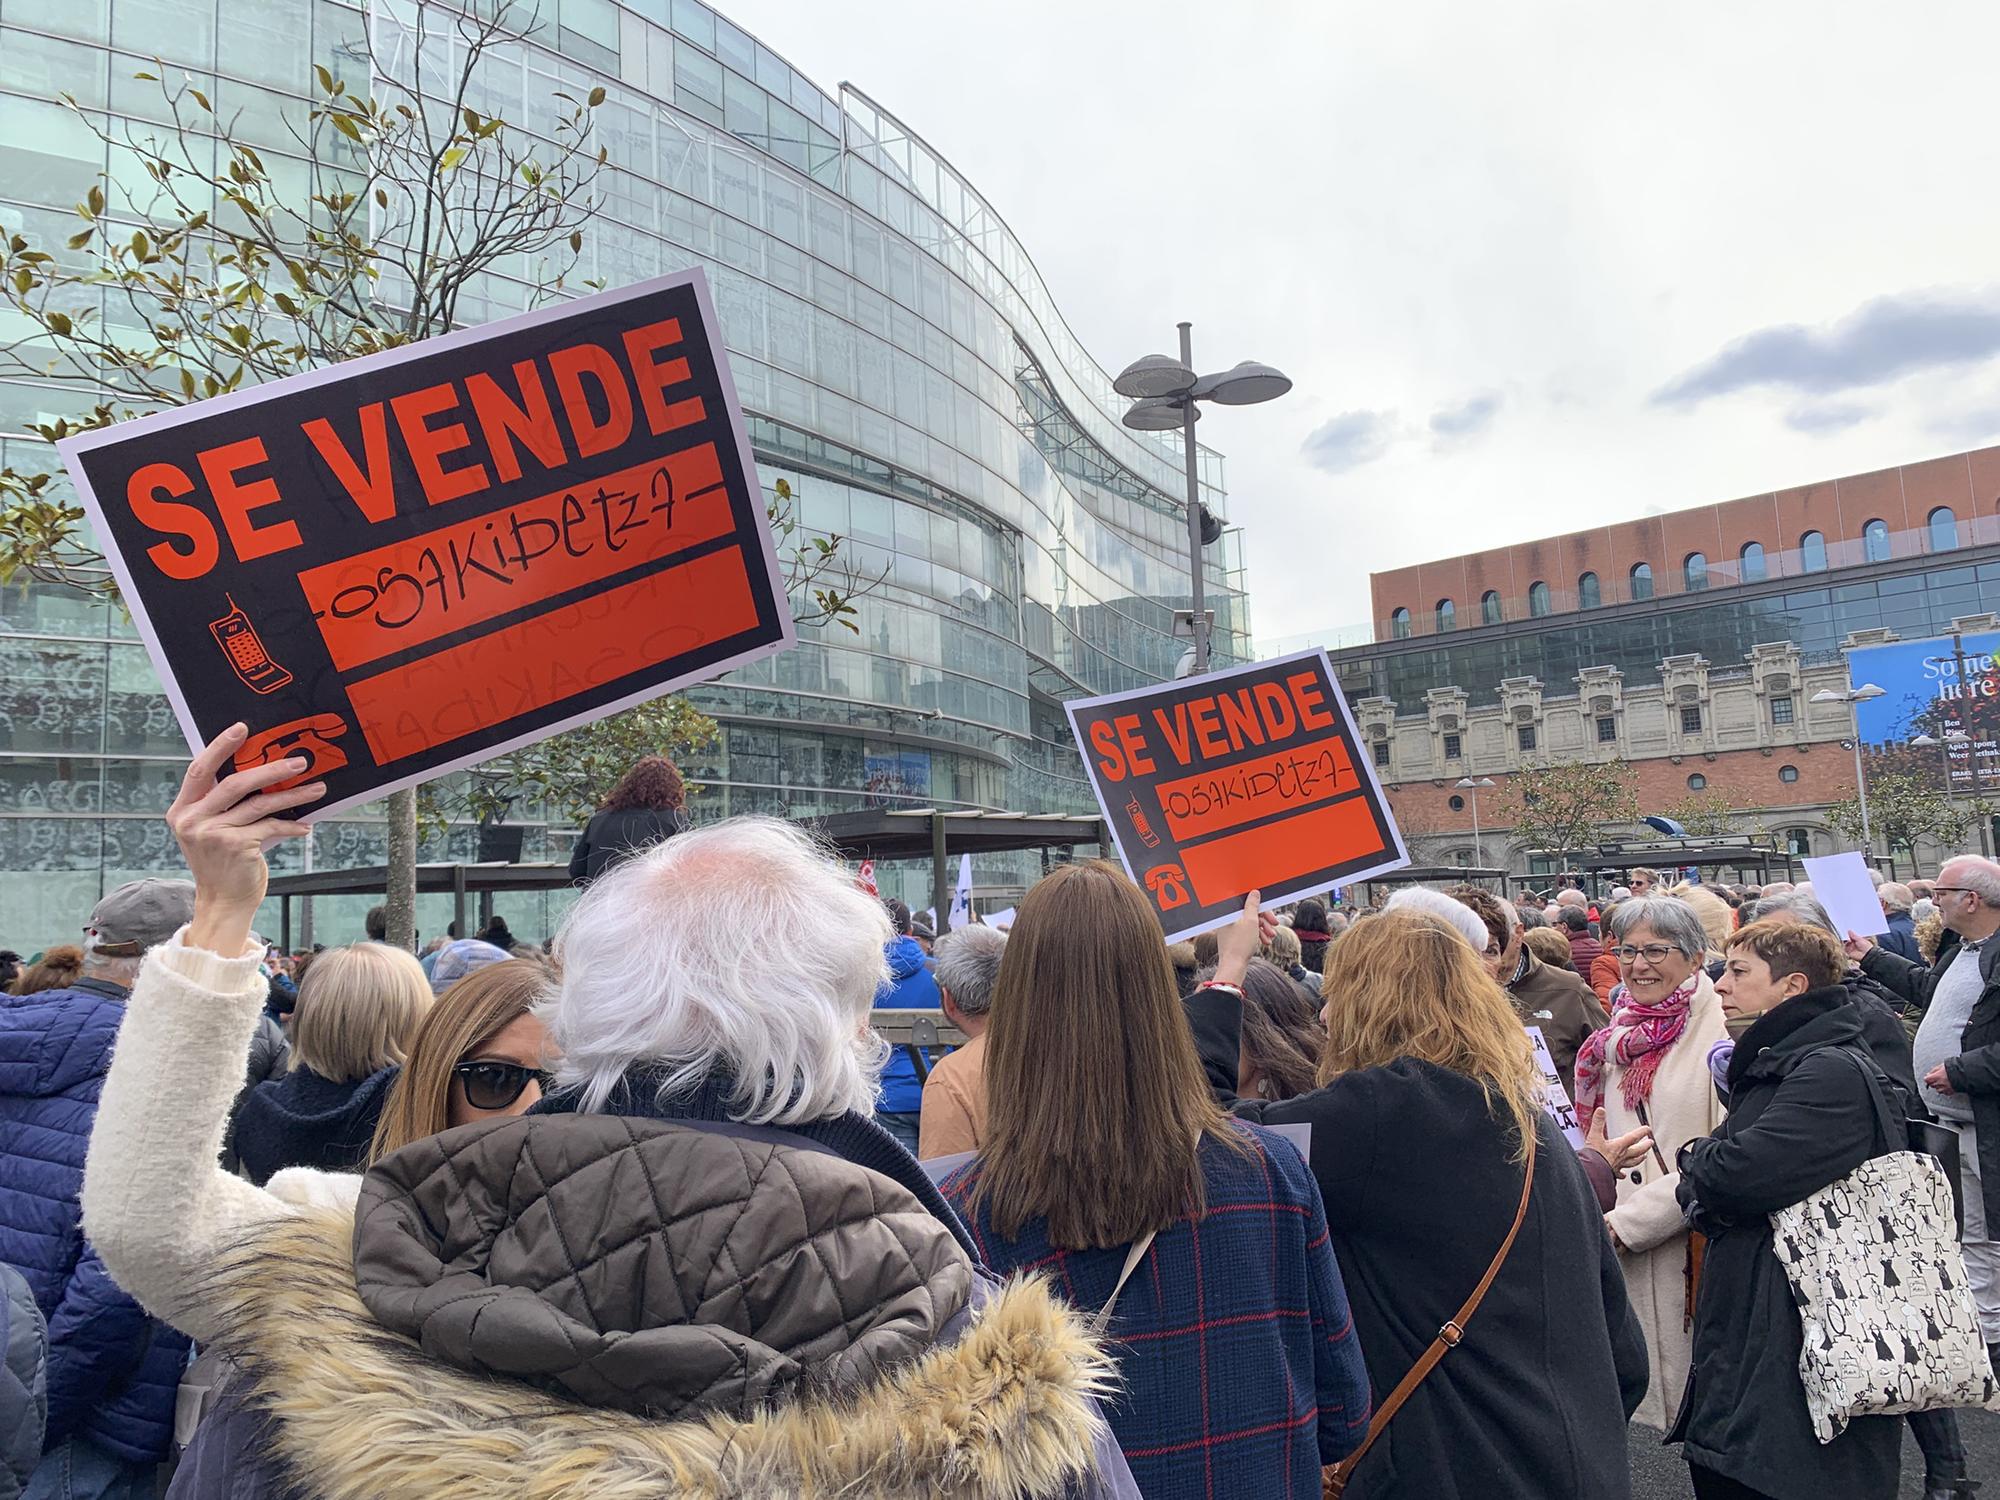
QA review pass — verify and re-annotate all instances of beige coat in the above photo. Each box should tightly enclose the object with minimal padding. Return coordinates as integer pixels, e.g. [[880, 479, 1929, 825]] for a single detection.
[[1598, 972, 1729, 1430]]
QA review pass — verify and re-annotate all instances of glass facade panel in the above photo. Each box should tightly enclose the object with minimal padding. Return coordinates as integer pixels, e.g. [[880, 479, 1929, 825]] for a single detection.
[[1629, 562, 1653, 600], [1739, 542, 1766, 581], [0, 1, 1244, 924], [1930, 507, 1960, 551], [1801, 531, 1827, 571]]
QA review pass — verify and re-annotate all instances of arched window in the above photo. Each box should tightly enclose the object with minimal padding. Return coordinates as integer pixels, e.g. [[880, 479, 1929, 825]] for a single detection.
[[1800, 530, 1827, 572], [1683, 552, 1709, 592], [1390, 607, 1411, 639], [1629, 562, 1653, 600], [1577, 571, 1601, 608], [1435, 598, 1456, 633], [1862, 518, 1889, 562], [1481, 590, 1503, 625], [1739, 541, 1766, 581], [1528, 581, 1550, 617], [1784, 827, 1811, 857], [1929, 506, 1959, 551]]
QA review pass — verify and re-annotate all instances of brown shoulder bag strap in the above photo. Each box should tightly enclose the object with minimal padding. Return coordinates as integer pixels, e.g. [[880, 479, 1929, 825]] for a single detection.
[[1324, 1130, 1538, 1498]]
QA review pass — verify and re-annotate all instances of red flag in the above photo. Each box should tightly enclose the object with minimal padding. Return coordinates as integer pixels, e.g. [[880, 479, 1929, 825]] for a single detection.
[[856, 859, 878, 896]]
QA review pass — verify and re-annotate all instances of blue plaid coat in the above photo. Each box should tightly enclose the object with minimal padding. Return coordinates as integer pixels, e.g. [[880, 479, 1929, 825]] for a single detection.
[[944, 1121, 1370, 1500]]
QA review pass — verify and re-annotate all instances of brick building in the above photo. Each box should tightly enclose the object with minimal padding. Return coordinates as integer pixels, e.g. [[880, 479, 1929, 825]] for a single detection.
[[1327, 444, 2000, 883]]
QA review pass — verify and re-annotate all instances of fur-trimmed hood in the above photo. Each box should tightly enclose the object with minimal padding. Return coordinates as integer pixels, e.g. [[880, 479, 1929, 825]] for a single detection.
[[192, 1206, 1120, 1499]]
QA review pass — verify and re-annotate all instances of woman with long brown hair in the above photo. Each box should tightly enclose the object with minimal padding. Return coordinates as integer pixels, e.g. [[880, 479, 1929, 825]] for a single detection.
[[369, 959, 555, 1160], [566, 755, 690, 884], [1233, 955, 1325, 1101], [942, 861, 1371, 1498], [1233, 910, 1649, 1499]]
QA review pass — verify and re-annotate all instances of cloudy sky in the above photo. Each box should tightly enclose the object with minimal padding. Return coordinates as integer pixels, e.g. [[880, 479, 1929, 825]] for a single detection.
[[726, 0, 2000, 645]]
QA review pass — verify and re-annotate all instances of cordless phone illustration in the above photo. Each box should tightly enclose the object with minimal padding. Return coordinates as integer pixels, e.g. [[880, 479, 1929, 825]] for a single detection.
[[209, 595, 293, 695]]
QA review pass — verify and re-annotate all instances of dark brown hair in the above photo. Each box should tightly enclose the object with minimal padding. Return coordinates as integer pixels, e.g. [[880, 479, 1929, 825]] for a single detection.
[[599, 755, 686, 814], [972, 860, 1247, 1249], [1726, 918, 1844, 992], [1237, 958, 1324, 1100], [1449, 886, 1510, 953], [11, 945, 83, 995]]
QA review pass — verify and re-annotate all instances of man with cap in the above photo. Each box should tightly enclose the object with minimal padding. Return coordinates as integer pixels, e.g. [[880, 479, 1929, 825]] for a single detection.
[[0, 879, 198, 1497]]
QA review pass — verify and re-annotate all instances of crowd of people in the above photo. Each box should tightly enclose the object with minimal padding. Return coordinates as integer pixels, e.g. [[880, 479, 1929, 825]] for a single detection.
[[1, 726, 1997, 1499]]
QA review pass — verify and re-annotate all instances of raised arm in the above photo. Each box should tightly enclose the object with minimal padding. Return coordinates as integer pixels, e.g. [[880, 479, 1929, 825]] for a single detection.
[[81, 724, 325, 1344]]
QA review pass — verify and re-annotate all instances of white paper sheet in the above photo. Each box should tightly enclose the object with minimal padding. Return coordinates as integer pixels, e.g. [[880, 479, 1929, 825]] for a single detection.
[[1802, 851, 1889, 938]]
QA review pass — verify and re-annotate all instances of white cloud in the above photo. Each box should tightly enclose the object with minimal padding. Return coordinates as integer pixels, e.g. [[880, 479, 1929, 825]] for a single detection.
[[720, 0, 2000, 642], [1302, 410, 1397, 472]]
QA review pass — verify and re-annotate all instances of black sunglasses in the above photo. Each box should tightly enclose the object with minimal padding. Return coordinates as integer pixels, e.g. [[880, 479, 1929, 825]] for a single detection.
[[453, 1060, 553, 1112]]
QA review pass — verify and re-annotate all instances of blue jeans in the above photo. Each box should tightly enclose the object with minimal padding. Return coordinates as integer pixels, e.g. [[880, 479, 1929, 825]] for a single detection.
[[875, 1110, 921, 1155], [25, 1437, 157, 1500]]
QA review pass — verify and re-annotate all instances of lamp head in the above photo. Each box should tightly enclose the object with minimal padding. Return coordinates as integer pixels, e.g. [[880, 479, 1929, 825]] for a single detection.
[[1122, 397, 1192, 432], [1192, 360, 1293, 406], [1113, 354, 1197, 400]]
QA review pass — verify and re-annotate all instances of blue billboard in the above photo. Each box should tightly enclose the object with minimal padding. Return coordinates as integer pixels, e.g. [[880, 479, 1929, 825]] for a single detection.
[[1847, 630, 2000, 788]]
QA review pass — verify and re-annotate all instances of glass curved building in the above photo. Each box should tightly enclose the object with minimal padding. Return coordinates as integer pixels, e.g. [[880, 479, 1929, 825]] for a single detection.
[[0, 0, 1251, 940]]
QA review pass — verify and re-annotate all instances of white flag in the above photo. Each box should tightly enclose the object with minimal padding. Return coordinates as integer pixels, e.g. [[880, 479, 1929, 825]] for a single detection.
[[948, 853, 972, 929]]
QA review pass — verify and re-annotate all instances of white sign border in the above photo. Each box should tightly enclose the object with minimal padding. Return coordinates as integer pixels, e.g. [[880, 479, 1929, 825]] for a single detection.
[[1062, 646, 1411, 941], [56, 266, 795, 822]]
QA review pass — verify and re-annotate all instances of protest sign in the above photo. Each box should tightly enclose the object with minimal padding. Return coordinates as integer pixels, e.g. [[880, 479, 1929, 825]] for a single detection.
[[1802, 852, 1889, 938], [58, 268, 791, 816], [1527, 1025, 1585, 1149], [1065, 648, 1408, 939]]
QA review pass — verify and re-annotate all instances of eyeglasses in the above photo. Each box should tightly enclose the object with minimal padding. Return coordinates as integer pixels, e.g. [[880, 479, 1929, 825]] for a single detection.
[[453, 1060, 553, 1112], [1613, 943, 1679, 964], [1933, 887, 1977, 897]]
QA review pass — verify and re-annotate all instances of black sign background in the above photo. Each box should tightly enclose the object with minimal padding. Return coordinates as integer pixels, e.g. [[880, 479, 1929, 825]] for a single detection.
[[60, 270, 789, 813]]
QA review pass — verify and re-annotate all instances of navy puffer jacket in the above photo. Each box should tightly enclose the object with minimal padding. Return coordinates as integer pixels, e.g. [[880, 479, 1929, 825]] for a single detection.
[[0, 982, 188, 1463]]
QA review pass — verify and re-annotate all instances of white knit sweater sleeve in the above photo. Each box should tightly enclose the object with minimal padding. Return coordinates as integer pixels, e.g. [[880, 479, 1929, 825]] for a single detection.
[[81, 929, 310, 1343]]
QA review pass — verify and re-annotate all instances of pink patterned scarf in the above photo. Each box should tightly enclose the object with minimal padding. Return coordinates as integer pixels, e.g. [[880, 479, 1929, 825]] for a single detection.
[[1572, 973, 1699, 1124]]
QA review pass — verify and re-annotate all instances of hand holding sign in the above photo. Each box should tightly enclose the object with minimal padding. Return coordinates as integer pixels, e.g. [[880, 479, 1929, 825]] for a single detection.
[[1066, 650, 1408, 940], [168, 723, 325, 956]]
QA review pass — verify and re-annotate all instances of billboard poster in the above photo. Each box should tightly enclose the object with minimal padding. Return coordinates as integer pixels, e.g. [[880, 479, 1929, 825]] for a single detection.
[[1065, 648, 1409, 941], [57, 268, 792, 817], [1848, 630, 2000, 791]]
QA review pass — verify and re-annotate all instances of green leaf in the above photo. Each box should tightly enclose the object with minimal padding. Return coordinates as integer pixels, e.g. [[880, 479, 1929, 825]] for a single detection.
[[46, 311, 72, 336], [87, 184, 104, 217], [330, 113, 362, 142], [463, 105, 480, 133], [133, 70, 157, 81], [587, 86, 607, 107], [130, 230, 149, 258], [314, 64, 334, 94], [179, 368, 196, 398], [440, 146, 467, 171], [273, 292, 299, 315], [190, 89, 211, 112], [11, 269, 30, 295], [568, 230, 582, 252], [66, 230, 93, 249]]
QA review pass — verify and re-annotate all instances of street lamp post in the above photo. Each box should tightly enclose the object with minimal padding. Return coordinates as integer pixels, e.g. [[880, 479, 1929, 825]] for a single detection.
[[1812, 683, 1887, 850], [1456, 775, 1497, 869], [1115, 327, 1290, 677]]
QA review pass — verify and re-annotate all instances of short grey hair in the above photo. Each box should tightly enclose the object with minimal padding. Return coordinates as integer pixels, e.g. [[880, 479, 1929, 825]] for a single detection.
[[1607, 896, 1709, 959], [1877, 882, 1914, 915], [1516, 905, 1548, 929], [1746, 890, 1839, 936], [1942, 857, 2000, 907], [544, 816, 893, 1125], [81, 936, 143, 987], [1384, 887, 1491, 951], [933, 924, 1007, 1017]]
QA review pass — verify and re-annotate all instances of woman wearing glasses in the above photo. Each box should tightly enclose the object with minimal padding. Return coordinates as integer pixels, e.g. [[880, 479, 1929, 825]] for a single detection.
[[1573, 896, 1731, 1432], [369, 961, 554, 1159]]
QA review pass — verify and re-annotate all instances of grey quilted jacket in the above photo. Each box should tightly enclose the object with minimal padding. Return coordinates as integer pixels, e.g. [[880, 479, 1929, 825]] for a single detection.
[[168, 1113, 1136, 1499], [0, 1263, 46, 1500]]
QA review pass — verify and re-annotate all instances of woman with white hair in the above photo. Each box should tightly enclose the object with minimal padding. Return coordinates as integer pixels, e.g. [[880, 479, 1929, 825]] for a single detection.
[[81, 727, 1135, 1500], [1573, 896, 1730, 1432]]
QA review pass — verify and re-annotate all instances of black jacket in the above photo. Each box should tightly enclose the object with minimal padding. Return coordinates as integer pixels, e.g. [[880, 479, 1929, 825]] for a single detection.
[[221, 1013, 292, 1175], [567, 807, 687, 884], [1674, 989, 1902, 1500], [1238, 1063, 1647, 1499], [230, 1064, 399, 1185], [1860, 939, 2000, 1229]]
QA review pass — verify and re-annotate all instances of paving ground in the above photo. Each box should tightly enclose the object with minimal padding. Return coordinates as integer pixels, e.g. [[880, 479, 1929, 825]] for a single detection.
[[1629, 1412, 2000, 1497]]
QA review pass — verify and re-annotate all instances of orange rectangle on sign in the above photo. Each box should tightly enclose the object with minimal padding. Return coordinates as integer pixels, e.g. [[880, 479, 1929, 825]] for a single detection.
[[344, 544, 760, 764], [1178, 796, 1386, 910], [299, 443, 733, 672], [1152, 737, 1358, 842]]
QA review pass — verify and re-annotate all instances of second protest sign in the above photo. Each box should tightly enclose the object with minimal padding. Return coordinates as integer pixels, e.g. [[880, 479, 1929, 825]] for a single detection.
[[1066, 648, 1408, 939]]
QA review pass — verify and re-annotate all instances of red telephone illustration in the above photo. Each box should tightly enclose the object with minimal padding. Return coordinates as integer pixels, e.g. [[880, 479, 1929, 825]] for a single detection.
[[233, 714, 351, 790], [1142, 863, 1191, 911], [209, 595, 293, 695]]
